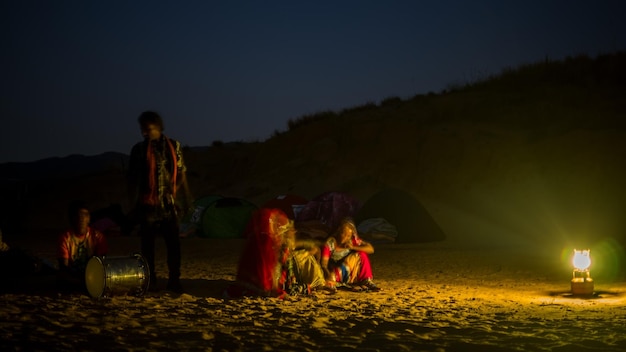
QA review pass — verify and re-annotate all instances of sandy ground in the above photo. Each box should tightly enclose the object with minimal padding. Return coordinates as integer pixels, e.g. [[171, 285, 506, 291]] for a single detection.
[[2, 231, 626, 352]]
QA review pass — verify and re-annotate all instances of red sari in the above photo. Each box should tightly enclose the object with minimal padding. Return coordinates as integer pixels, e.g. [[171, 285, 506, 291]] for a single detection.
[[226, 208, 291, 297], [321, 234, 373, 284]]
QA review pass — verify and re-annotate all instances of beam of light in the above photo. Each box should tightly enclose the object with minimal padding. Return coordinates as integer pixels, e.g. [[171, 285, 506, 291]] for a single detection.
[[588, 238, 626, 282], [560, 238, 626, 282]]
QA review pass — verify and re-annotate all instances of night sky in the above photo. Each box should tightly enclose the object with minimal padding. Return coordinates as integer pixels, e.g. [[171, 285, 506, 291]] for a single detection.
[[2, 0, 625, 163]]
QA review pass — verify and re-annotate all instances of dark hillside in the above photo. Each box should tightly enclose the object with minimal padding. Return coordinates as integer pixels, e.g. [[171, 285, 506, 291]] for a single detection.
[[187, 52, 626, 246], [2, 52, 625, 248]]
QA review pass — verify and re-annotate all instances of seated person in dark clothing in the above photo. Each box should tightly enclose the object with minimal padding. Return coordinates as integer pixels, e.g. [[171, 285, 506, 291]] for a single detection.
[[0, 227, 57, 293], [57, 200, 108, 292]]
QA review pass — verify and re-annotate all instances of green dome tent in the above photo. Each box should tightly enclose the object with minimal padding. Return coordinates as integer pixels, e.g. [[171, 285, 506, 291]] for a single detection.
[[180, 195, 223, 237], [180, 195, 257, 238], [199, 197, 258, 238]]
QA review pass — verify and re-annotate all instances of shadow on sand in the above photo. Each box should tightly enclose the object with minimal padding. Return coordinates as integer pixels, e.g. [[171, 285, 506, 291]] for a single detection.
[[546, 290, 625, 300], [0, 274, 60, 297], [177, 278, 233, 298], [142, 278, 233, 299], [1, 275, 234, 300]]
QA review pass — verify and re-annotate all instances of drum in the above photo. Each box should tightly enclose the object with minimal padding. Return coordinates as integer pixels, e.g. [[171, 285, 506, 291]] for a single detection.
[[85, 253, 150, 298]]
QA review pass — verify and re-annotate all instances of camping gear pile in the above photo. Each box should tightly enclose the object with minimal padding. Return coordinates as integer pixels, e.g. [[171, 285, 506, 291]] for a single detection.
[[179, 189, 445, 243]]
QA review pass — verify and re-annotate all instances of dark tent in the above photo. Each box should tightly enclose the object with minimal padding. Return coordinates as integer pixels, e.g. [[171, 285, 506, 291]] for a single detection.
[[261, 194, 308, 219], [355, 188, 445, 243]]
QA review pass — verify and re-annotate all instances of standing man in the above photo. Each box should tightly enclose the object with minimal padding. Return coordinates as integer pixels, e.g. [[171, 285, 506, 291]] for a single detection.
[[128, 111, 192, 293]]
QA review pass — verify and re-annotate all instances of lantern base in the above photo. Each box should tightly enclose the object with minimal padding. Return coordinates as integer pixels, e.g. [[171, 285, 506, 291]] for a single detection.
[[571, 278, 594, 296]]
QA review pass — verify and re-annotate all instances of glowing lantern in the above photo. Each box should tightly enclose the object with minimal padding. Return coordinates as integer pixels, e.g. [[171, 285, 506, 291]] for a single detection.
[[571, 249, 594, 295]]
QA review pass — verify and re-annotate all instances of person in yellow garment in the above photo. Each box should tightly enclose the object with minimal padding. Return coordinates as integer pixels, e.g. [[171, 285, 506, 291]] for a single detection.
[[225, 208, 327, 298]]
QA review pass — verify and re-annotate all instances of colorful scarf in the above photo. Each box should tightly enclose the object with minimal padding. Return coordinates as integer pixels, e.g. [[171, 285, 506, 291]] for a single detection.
[[143, 136, 178, 206]]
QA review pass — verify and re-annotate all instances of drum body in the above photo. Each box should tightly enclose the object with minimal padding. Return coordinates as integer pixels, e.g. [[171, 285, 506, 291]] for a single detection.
[[85, 253, 150, 298]]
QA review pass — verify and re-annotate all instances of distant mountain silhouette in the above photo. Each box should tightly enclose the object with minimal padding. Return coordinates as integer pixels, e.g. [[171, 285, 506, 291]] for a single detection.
[[0, 152, 129, 180]]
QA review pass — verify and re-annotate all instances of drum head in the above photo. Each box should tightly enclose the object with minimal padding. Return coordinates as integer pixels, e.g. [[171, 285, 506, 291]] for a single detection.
[[85, 256, 106, 298]]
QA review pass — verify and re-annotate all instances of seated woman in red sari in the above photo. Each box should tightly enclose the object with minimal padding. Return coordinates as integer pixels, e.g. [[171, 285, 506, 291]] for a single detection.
[[225, 208, 294, 297], [225, 208, 327, 298], [320, 217, 381, 292]]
